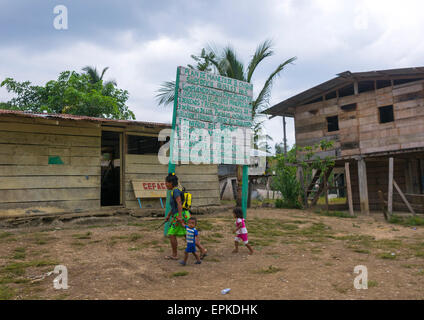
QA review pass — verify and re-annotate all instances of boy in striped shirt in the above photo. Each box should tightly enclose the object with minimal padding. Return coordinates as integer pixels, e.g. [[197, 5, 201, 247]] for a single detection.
[[179, 217, 202, 266]]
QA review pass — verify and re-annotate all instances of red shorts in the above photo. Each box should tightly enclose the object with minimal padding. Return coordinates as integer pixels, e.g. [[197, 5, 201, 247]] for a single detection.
[[235, 233, 248, 244]]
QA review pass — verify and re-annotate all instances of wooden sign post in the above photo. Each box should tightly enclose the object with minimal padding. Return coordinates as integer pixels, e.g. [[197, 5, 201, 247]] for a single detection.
[[164, 67, 253, 234]]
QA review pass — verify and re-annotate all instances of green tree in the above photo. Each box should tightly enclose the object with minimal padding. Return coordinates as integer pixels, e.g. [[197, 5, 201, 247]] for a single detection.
[[272, 140, 336, 209], [1, 70, 135, 120]]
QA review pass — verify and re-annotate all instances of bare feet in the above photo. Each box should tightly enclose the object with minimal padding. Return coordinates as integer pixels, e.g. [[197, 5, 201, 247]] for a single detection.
[[232, 249, 238, 254], [165, 255, 178, 260]]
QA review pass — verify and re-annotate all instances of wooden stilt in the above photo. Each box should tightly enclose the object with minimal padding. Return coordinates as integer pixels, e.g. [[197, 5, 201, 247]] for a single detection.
[[388, 157, 394, 216], [345, 162, 354, 216], [357, 158, 370, 215]]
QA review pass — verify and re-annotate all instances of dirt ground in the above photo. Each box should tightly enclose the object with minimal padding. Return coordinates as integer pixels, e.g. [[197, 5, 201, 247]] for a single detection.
[[0, 208, 423, 300]]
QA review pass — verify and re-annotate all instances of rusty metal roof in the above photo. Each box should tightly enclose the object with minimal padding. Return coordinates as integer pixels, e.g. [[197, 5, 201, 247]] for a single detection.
[[264, 66, 424, 117], [0, 109, 171, 128]]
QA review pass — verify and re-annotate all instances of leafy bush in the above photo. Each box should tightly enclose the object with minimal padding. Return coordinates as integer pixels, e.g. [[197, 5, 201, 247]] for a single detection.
[[271, 147, 302, 209]]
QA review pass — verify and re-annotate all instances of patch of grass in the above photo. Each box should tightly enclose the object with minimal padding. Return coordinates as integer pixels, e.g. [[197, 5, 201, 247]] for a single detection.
[[70, 241, 86, 247], [377, 252, 397, 260], [129, 233, 143, 242], [0, 260, 58, 276], [209, 232, 224, 238], [374, 239, 403, 249], [332, 284, 349, 294], [415, 251, 424, 258], [0, 285, 15, 300], [298, 223, 332, 238], [12, 247, 26, 260], [389, 215, 424, 227], [110, 235, 129, 240], [334, 234, 375, 248], [249, 238, 273, 247], [317, 197, 346, 205], [72, 232, 92, 240], [353, 248, 370, 254], [31, 233, 55, 245], [280, 224, 299, 231], [368, 280, 378, 288], [314, 209, 355, 218], [197, 220, 214, 231], [0, 232, 13, 239], [171, 271, 189, 277], [253, 265, 282, 274]]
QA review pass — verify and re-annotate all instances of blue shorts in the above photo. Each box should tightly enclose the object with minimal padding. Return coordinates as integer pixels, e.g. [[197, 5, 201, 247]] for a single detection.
[[185, 244, 196, 253]]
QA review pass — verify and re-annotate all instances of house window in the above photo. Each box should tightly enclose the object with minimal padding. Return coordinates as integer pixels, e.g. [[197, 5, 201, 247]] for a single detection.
[[127, 135, 162, 154], [327, 116, 339, 132], [379, 105, 394, 124]]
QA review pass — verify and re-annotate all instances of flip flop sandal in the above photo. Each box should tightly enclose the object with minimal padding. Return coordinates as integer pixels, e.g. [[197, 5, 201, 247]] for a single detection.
[[165, 256, 178, 260]]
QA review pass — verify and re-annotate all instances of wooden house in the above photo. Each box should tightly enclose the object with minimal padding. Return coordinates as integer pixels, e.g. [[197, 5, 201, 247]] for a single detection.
[[0, 110, 220, 217], [265, 67, 424, 214]]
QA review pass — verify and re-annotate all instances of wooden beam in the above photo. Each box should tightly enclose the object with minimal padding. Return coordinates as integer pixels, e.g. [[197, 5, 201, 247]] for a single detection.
[[393, 180, 416, 215], [388, 157, 394, 216], [357, 158, 370, 215], [345, 162, 354, 216]]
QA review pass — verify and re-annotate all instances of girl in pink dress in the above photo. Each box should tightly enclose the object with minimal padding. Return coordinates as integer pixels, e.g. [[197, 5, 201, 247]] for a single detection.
[[232, 207, 254, 255]]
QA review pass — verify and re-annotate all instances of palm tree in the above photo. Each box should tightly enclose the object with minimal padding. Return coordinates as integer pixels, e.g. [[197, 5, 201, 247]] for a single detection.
[[82, 66, 117, 87], [156, 40, 296, 205]]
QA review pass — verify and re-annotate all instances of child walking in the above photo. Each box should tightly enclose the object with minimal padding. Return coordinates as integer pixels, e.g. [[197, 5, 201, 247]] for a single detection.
[[179, 217, 202, 265], [232, 207, 253, 255]]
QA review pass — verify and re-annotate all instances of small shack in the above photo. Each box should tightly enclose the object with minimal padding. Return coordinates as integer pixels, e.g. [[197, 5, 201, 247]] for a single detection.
[[0, 110, 220, 217], [265, 67, 424, 214]]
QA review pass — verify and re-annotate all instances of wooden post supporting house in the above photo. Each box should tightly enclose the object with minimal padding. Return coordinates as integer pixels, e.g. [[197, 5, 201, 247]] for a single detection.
[[344, 162, 354, 216], [388, 157, 394, 216], [357, 158, 369, 215]]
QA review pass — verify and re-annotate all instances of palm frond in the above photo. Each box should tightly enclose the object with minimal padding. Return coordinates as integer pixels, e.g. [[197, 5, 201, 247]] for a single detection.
[[155, 80, 176, 107], [253, 56, 297, 115], [246, 39, 274, 83], [221, 46, 245, 81], [82, 66, 100, 83], [100, 67, 109, 81]]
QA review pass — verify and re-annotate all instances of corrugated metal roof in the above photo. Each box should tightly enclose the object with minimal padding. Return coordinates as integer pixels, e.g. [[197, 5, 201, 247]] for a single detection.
[[0, 109, 171, 128], [264, 66, 424, 117]]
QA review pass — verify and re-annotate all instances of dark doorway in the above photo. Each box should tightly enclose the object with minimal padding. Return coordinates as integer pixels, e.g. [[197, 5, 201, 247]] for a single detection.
[[101, 131, 121, 206]]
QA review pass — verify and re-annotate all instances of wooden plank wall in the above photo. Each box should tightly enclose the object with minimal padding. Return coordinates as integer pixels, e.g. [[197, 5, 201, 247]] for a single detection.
[[125, 154, 220, 209], [0, 116, 101, 216], [294, 80, 424, 157]]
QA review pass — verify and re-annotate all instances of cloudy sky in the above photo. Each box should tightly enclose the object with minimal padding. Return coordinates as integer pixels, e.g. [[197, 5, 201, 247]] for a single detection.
[[1, 0, 424, 151]]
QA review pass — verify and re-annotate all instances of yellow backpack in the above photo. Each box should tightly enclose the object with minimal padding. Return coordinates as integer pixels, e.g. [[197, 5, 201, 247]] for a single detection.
[[172, 187, 192, 210]]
